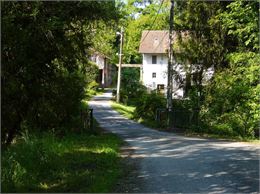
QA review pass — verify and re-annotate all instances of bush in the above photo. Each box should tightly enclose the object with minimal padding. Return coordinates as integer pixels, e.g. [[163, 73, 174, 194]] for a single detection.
[[87, 81, 99, 91], [201, 52, 260, 138], [210, 124, 234, 136], [134, 92, 166, 121], [119, 67, 147, 104], [114, 82, 147, 105], [119, 82, 147, 104]]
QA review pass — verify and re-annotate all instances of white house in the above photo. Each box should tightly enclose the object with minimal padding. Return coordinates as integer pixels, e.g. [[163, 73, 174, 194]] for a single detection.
[[139, 30, 184, 97], [139, 30, 214, 98]]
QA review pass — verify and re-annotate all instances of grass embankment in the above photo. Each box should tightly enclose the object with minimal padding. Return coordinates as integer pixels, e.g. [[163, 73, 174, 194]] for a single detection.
[[110, 102, 135, 119], [111, 101, 159, 128], [2, 89, 124, 193], [185, 131, 260, 143], [86, 87, 104, 100], [2, 131, 123, 193], [111, 101, 260, 143]]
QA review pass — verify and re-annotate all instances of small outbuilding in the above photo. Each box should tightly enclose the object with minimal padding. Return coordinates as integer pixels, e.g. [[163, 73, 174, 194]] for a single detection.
[[89, 51, 116, 88]]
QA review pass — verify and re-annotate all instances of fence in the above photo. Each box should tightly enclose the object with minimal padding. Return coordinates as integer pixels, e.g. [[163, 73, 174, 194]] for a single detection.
[[170, 109, 199, 129], [81, 108, 93, 130], [156, 108, 200, 131]]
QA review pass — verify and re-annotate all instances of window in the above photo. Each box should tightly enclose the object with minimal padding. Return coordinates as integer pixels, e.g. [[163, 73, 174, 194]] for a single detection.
[[157, 84, 165, 93], [152, 72, 156, 78], [152, 55, 157, 64], [157, 84, 165, 90]]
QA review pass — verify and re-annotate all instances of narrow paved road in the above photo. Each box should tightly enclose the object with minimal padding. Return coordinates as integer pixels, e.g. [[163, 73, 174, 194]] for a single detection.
[[89, 91, 260, 193]]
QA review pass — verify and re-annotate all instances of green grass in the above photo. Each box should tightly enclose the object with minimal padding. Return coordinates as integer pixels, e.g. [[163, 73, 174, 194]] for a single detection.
[[85, 88, 104, 101], [111, 101, 160, 128], [2, 131, 123, 193], [110, 101, 136, 119], [185, 131, 260, 143], [111, 101, 260, 143]]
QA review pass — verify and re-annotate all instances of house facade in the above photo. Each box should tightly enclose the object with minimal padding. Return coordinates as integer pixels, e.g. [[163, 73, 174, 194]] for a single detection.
[[139, 30, 184, 98], [89, 51, 116, 88], [139, 30, 214, 98], [142, 53, 168, 89]]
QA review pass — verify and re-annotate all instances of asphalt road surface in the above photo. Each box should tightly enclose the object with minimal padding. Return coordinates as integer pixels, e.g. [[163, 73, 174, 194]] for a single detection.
[[89, 91, 260, 193]]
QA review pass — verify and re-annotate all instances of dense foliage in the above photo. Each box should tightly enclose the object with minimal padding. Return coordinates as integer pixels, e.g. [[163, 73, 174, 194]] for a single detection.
[[202, 53, 260, 137], [118, 68, 147, 104], [2, 1, 120, 145], [121, 0, 169, 63], [199, 0, 259, 137], [2, 0, 259, 145], [134, 92, 166, 121], [119, 0, 259, 138]]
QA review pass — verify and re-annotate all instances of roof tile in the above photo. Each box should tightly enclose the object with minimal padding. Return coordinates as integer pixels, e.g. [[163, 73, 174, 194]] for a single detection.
[[139, 30, 169, 54]]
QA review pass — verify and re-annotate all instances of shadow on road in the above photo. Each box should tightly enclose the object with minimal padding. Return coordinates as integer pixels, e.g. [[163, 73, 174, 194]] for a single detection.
[[89, 91, 260, 193]]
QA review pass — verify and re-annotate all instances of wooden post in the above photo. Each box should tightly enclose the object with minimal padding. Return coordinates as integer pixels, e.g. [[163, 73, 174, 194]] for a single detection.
[[116, 27, 124, 103], [140, 65, 143, 83], [167, 0, 174, 126]]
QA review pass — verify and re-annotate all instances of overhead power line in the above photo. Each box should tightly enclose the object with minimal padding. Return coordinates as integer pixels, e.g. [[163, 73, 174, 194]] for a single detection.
[[140, 0, 165, 44]]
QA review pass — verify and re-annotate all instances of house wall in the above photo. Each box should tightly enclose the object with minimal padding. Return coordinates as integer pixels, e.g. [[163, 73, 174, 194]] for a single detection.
[[90, 53, 115, 87], [104, 62, 116, 87], [142, 53, 168, 89], [141, 53, 215, 99], [90, 54, 105, 69], [142, 53, 184, 98], [90, 54, 105, 86]]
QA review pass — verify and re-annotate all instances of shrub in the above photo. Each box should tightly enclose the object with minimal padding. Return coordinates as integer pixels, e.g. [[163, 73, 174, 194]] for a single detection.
[[87, 81, 99, 91], [210, 123, 234, 136], [119, 82, 147, 104], [202, 52, 260, 138], [134, 92, 166, 121], [119, 67, 147, 104]]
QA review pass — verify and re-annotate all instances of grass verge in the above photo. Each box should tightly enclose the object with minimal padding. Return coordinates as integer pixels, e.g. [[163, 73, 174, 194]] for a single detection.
[[111, 101, 260, 143], [2, 130, 123, 193], [85, 87, 104, 101], [110, 101, 135, 119], [110, 101, 160, 129], [185, 131, 260, 143]]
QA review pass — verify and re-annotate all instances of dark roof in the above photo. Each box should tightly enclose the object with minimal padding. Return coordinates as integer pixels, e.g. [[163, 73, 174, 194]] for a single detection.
[[139, 30, 169, 54]]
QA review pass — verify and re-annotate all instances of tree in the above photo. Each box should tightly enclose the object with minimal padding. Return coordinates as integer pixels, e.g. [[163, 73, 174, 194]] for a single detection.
[[200, 0, 259, 137], [174, 0, 226, 99], [202, 52, 259, 137], [122, 0, 169, 64], [2, 1, 120, 145], [219, 0, 259, 52]]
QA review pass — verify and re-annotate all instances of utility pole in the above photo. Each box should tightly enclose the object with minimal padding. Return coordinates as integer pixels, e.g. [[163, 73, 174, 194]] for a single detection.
[[116, 27, 124, 103], [167, 0, 174, 122]]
